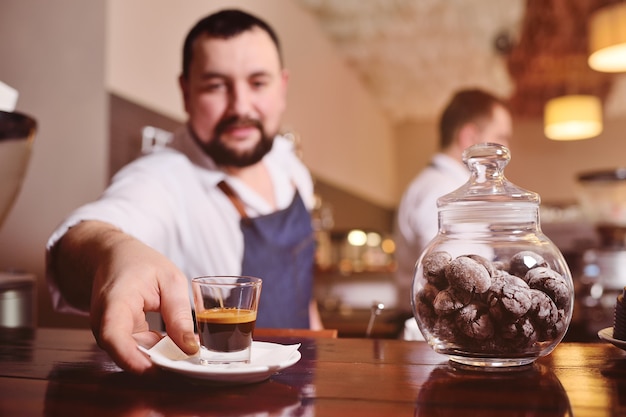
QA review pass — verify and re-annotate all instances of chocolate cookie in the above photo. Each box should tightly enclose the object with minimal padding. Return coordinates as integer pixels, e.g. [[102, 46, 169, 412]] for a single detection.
[[457, 302, 495, 340], [500, 317, 538, 348], [465, 254, 497, 276], [445, 256, 492, 294], [528, 288, 559, 328], [509, 251, 548, 279], [416, 282, 440, 305], [525, 267, 571, 310], [486, 273, 532, 320], [433, 287, 472, 315], [415, 283, 441, 328], [432, 315, 460, 342], [492, 260, 510, 272], [422, 251, 452, 289], [544, 309, 568, 339]]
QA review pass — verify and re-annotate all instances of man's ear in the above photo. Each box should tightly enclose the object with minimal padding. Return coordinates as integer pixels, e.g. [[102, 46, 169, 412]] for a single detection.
[[280, 69, 290, 101]]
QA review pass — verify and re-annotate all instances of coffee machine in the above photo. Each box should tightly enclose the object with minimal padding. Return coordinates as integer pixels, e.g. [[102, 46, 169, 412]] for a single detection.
[[0, 82, 37, 328], [575, 169, 626, 337]]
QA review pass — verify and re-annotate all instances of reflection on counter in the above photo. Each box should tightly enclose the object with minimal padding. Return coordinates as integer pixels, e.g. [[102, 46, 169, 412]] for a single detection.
[[415, 364, 572, 416]]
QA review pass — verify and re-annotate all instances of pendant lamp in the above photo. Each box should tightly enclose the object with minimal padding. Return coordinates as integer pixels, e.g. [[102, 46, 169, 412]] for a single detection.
[[544, 95, 603, 141], [588, 2, 626, 73]]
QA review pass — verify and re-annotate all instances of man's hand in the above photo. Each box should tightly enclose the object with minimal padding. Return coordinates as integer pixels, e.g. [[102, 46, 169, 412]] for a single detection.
[[51, 221, 199, 373]]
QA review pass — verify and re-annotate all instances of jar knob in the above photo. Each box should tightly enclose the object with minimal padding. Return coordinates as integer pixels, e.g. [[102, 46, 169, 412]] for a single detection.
[[439, 142, 538, 207], [462, 142, 510, 184]]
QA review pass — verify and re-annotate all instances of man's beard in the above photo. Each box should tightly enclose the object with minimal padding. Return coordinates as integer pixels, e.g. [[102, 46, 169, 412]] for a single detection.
[[197, 116, 274, 168]]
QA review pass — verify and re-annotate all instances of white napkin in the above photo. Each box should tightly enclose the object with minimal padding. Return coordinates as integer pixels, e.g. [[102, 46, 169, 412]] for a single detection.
[[141, 336, 301, 369], [145, 336, 198, 360], [253, 343, 301, 368]]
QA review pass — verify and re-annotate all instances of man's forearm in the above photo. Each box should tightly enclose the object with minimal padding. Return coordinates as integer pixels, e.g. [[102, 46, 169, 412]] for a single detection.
[[49, 220, 126, 312]]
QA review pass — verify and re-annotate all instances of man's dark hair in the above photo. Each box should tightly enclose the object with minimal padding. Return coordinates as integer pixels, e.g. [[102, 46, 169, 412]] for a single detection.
[[181, 9, 283, 79], [439, 89, 509, 150]]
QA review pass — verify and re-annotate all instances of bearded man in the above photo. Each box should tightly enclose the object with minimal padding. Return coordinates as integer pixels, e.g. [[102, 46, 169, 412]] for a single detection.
[[46, 9, 321, 374]]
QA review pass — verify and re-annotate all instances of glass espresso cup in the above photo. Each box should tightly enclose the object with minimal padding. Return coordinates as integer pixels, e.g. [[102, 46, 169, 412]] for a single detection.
[[191, 276, 262, 364]]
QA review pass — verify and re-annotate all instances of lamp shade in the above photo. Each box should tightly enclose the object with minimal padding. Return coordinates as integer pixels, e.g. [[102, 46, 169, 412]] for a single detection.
[[544, 95, 603, 141], [588, 2, 626, 73]]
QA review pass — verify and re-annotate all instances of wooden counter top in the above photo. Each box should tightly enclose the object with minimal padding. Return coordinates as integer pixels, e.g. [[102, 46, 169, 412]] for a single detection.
[[0, 327, 623, 416]]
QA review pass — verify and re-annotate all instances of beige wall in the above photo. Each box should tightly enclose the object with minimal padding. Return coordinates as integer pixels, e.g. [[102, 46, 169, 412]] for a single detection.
[[506, 117, 626, 204]]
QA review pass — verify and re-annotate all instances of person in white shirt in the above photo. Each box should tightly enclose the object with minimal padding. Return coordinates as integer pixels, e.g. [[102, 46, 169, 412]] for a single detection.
[[46, 9, 322, 374], [394, 89, 512, 339]]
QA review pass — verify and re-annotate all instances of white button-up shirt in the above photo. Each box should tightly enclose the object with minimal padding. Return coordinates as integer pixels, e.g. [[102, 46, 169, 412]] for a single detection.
[[394, 153, 469, 310], [46, 127, 314, 315]]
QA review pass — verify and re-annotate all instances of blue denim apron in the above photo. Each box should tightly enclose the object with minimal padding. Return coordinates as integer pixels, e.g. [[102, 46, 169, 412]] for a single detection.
[[218, 181, 315, 328]]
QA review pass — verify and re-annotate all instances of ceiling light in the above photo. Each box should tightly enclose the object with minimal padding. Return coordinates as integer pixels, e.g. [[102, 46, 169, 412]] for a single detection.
[[544, 95, 603, 141], [588, 2, 626, 73]]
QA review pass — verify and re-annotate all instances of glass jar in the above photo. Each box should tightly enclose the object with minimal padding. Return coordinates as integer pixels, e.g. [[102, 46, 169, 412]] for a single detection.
[[412, 143, 574, 369]]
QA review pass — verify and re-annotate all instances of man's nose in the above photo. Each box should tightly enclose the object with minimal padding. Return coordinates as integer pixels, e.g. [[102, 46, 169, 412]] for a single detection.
[[227, 84, 253, 116]]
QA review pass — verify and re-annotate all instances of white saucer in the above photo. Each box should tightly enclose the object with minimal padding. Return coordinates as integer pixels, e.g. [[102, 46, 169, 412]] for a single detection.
[[598, 327, 626, 351], [141, 338, 301, 384]]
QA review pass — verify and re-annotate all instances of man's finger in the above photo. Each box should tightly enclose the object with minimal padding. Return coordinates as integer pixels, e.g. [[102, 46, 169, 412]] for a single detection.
[[95, 302, 154, 374], [159, 274, 199, 356]]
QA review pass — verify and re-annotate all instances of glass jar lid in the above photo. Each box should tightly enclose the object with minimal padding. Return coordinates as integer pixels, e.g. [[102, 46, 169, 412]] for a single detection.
[[437, 143, 539, 209]]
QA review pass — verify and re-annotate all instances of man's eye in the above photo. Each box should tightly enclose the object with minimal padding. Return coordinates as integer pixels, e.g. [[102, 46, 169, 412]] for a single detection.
[[251, 79, 269, 89], [203, 81, 226, 92]]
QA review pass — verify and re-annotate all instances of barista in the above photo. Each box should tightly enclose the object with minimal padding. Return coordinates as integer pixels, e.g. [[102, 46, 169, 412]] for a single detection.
[[395, 89, 512, 339]]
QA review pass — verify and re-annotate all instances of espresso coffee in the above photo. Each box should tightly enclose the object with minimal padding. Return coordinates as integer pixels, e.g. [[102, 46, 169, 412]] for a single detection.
[[196, 308, 257, 352]]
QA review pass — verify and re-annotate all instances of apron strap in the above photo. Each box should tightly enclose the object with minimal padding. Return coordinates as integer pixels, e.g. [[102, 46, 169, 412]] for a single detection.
[[217, 180, 250, 221]]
